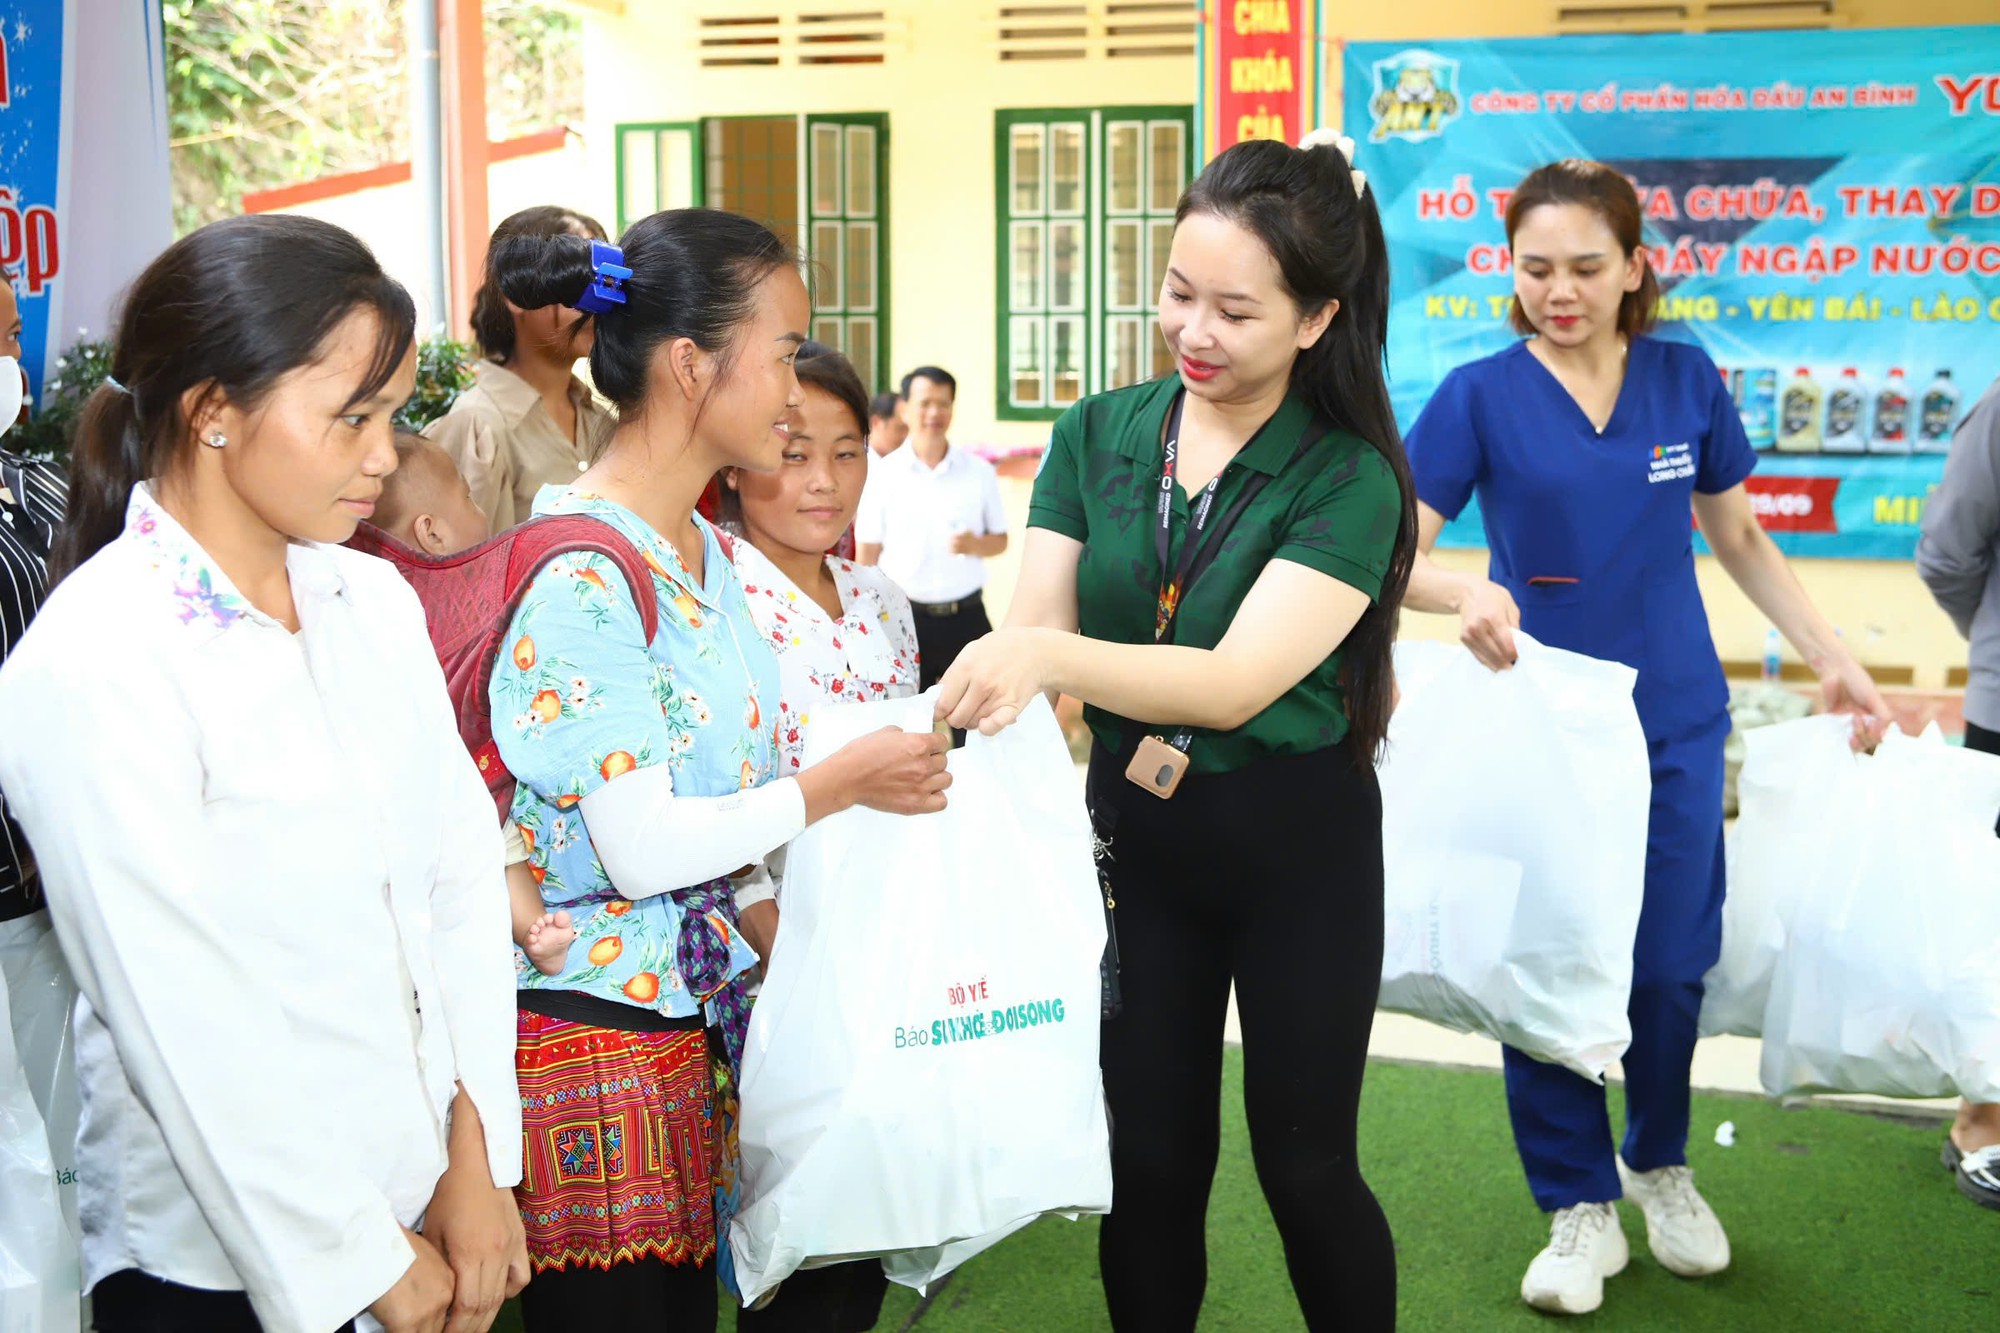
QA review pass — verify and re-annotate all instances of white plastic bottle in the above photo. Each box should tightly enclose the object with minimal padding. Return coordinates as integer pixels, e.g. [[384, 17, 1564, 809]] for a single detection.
[[1743, 367, 1777, 450], [1822, 367, 1866, 454], [1776, 367, 1822, 453], [1869, 368, 1910, 454], [1917, 370, 1962, 453]]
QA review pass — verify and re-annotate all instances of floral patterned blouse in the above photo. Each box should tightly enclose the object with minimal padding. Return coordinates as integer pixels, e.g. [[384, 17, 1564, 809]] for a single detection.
[[731, 540, 922, 774], [492, 487, 781, 1021]]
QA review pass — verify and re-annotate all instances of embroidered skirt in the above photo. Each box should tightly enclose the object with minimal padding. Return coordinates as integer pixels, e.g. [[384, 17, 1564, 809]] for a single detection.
[[514, 1010, 718, 1272]]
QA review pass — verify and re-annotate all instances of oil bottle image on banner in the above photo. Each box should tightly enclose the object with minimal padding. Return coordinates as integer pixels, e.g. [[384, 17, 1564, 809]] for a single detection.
[[1741, 365, 1962, 456], [1822, 368, 1866, 454], [1776, 367, 1821, 453]]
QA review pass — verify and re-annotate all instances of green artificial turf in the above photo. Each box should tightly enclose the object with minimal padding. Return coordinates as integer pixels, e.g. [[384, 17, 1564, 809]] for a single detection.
[[495, 1051, 1996, 1331]]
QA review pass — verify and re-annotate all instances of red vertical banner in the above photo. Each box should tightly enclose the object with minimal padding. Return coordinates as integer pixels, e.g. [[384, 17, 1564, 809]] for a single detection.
[[1212, 0, 1310, 155]]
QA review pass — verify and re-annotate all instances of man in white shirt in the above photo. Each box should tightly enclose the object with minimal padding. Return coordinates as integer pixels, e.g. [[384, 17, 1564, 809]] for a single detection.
[[868, 391, 908, 457], [856, 366, 1008, 692]]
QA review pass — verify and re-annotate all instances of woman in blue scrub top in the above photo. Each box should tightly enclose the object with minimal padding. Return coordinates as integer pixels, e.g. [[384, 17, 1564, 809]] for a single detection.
[[1403, 160, 1893, 1318]]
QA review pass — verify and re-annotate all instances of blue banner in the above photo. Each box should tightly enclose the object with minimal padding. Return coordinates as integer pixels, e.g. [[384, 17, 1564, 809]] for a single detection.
[[0, 0, 65, 407], [1346, 26, 2000, 559]]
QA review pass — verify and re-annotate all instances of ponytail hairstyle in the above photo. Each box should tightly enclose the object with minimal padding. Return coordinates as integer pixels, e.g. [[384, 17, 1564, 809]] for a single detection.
[[488, 207, 795, 422], [470, 205, 608, 362], [50, 215, 416, 584], [1505, 160, 1658, 338], [1176, 137, 1416, 765]]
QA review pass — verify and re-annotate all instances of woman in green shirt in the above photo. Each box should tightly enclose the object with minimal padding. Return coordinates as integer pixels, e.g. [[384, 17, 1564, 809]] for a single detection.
[[938, 136, 1412, 1330]]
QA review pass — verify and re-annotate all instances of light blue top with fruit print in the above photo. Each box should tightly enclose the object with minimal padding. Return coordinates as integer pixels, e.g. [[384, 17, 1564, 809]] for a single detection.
[[492, 486, 780, 1020]]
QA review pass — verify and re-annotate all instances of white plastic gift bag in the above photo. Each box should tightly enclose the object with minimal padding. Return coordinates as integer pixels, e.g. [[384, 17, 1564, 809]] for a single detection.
[[1757, 725, 2000, 1101], [0, 923, 82, 1333], [1698, 713, 1855, 1038], [728, 693, 1111, 1305], [0, 913, 81, 1238], [1378, 636, 1651, 1080], [876, 1212, 1043, 1295]]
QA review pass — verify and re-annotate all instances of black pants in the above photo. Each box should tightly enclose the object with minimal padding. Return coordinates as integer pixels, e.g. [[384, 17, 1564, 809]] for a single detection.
[[735, 1261, 889, 1332], [1091, 741, 1397, 1332], [520, 1256, 883, 1331], [914, 593, 991, 747], [912, 594, 991, 692], [518, 1256, 716, 1330], [91, 1271, 355, 1333]]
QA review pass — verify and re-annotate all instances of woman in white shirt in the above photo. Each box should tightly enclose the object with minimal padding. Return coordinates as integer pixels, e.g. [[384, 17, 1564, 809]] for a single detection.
[[715, 343, 917, 1333], [0, 215, 525, 1333]]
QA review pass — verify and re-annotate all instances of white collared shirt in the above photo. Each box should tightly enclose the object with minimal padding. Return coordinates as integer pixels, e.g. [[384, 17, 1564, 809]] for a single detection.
[[0, 485, 519, 1333], [854, 442, 1008, 604]]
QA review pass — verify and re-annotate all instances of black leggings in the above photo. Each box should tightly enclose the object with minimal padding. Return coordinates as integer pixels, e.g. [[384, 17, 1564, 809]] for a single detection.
[[1092, 741, 1396, 1332]]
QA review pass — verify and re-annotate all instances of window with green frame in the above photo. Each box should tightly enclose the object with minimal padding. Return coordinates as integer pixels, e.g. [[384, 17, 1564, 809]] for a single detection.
[[616, 122, 704, 224], [803, 116, 885, 397], [613, 114, 890, 394], [994, 106, 1192, 423]]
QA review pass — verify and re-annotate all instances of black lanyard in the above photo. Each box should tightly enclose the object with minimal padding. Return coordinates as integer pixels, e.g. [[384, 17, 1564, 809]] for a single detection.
[[1149, 390, 1308, 751], [1153, 390, 1226, 643]]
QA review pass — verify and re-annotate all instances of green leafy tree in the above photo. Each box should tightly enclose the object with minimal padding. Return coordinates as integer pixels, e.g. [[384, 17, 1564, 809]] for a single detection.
[[397, 336, 479, 431], [164, 1, 409, 234], [9, 337, 116, 465], [165, 1, 584, 234]]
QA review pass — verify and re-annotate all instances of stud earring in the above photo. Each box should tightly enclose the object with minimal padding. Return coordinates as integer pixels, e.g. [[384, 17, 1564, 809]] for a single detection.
[[204, 432, 228, 449]]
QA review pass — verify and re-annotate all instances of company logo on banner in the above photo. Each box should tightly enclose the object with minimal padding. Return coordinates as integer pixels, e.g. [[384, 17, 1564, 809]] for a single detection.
[[1347, 25, 2000, 560], [1368, 49, 1462, 143], [1211, 0, 1311, 152]]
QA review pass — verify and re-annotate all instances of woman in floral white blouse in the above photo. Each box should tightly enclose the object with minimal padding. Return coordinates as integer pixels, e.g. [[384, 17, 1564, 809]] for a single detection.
[[714, 340, 917, 1333], [721, 342, 922, 775]]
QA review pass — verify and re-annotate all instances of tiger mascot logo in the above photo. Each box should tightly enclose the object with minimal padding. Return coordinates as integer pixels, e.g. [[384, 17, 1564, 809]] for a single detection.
[[1369, 53, 1462, 143]]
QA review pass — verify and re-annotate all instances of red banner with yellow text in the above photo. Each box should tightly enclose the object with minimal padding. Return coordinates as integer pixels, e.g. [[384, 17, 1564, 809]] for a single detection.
[[1209, 0, 1313, 158]]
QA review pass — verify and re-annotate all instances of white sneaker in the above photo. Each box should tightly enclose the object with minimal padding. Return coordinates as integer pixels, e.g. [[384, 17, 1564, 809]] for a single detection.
[[1617, 1158, 1731, 1277], [1520, 1201, 1628, 1315]]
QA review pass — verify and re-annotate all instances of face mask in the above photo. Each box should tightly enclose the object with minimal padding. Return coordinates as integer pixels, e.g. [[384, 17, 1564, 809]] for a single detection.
[[0, 358, 21, 439]]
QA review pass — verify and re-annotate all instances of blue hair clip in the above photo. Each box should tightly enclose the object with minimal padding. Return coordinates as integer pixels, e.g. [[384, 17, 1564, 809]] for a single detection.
[[573, 240, 632, 315]]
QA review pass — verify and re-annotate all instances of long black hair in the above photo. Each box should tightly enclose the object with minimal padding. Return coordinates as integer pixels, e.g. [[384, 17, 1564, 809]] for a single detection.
[[470, 204, 608, 362], [1177, 138, 1417, 764], [50, 215, 415, 584], [489, 207, 794, 419]]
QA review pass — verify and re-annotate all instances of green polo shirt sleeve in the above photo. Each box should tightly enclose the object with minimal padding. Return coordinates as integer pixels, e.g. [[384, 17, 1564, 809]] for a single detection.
[[1026, 404, 1089, 541], [1269, 437, 1404, 602]]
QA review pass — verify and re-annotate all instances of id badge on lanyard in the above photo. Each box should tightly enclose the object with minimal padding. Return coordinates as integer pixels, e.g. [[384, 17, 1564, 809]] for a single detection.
[[1128, 391, 1225, 800], [1123, 390, 1311, 799]]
